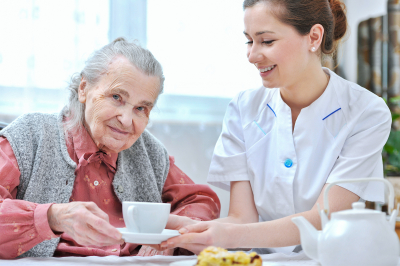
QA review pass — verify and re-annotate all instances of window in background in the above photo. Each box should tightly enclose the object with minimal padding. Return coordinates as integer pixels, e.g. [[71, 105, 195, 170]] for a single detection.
[[147, 0, 261, 98], [0, 0, 110, 122], [146, 0, 261, 123]]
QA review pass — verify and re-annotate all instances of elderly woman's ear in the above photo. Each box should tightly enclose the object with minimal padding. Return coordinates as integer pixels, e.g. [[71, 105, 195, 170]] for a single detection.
[[78, 78, 88, 104]]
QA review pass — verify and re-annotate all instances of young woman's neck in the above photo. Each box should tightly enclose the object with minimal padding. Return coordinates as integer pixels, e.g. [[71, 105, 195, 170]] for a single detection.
[[280, 63, 330, 111]]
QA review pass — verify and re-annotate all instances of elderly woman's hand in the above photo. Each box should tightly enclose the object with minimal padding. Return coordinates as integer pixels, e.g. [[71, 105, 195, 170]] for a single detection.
[[47, 202, 123, 247], [137, 245, 175, 256]]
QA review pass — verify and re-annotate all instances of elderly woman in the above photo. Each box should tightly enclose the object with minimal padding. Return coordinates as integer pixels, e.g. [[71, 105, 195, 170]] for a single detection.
[[0, 38, 220, 258]]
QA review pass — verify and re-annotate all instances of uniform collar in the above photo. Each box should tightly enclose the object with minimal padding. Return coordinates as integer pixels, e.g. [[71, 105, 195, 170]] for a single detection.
[[300, 68, 341, 121], [269, 68, 341, 122]]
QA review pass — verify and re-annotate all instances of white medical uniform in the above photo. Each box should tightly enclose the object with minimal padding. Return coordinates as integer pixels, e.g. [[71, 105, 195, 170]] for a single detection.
[[207, 68, 392, 254]]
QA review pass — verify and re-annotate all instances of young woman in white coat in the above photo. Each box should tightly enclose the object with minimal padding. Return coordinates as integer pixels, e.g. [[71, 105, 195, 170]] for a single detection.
[[157, 0, 392, 254]]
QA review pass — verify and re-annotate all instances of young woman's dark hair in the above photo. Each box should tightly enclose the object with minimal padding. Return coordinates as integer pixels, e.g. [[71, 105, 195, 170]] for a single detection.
[[243, 0, 347, 55]]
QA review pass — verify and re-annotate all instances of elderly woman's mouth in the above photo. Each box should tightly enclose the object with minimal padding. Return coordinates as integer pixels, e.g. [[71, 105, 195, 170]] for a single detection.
[[109, 126, 129, 135]]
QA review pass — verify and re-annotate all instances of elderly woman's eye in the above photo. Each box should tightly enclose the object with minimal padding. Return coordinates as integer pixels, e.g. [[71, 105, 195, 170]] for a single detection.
[[112, 94, 120, 101], [137, 107, 145, 112]]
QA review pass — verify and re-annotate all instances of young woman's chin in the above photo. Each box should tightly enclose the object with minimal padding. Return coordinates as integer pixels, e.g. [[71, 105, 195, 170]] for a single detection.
[[262, 79, 279, 89]]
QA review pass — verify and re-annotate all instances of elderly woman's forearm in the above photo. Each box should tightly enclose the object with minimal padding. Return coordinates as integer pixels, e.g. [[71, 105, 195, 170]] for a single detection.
[[170, 201, 220, 221], [162, 160, 221, 221], [0, 137, 59, 258], [0, 199, 58, 259], [167, 186, 221, 221]]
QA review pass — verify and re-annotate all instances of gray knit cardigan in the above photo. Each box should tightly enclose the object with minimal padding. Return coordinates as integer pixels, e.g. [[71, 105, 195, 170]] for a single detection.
[[0, 110, 170, 257]]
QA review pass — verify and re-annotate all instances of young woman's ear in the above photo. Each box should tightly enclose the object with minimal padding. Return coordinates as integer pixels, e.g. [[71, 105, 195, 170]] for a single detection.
[[309, 24, 324, 52]]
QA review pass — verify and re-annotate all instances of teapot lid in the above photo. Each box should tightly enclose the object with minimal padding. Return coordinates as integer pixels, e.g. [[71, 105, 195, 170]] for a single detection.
[[332, 202, 382, 219]]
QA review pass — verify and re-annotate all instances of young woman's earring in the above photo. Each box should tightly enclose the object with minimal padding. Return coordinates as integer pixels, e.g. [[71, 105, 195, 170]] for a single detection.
[[311, 47, 316, 52]]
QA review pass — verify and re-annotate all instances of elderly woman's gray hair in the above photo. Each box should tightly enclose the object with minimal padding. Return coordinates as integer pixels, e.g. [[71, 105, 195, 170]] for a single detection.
[[64, 37, 165, 133]]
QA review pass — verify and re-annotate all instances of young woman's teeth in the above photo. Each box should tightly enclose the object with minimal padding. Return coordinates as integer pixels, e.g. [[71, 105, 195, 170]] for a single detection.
[[260, 65, 276, 72]]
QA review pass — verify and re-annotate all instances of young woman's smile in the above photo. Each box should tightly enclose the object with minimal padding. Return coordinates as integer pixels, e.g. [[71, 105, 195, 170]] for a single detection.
[[244, 2, 311, 90], [258, 64, 277, 77]]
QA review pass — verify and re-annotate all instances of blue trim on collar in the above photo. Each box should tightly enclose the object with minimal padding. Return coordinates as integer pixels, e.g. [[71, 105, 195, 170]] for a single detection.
[[254, 121, 267, 135], [322, 108, 341, 120], [267, 104, 276, 117]]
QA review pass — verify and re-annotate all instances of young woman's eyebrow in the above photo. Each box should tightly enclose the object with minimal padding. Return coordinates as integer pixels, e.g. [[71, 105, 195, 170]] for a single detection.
[[243, 30, 275, 36]]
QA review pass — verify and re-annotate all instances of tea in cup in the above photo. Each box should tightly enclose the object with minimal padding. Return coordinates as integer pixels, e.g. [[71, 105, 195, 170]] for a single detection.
[[122, 202, 171, 234]]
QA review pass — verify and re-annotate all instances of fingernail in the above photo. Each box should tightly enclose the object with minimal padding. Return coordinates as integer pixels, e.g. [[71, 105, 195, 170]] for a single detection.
[[179, 228, 188, 234]]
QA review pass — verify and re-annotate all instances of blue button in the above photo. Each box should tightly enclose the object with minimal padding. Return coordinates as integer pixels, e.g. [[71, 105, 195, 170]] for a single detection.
[[284, 159, 293, 168]]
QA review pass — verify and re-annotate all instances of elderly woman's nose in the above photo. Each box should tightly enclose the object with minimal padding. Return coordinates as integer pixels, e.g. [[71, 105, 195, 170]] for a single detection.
[[117, 109, 134, 127]]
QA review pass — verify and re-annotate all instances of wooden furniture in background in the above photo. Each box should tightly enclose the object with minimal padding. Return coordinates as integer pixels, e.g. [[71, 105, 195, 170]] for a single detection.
[[396, 221, 400, 239]]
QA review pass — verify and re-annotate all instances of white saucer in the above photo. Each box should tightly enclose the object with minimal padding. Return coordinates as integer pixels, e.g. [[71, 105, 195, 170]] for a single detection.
[[117, 228, 180, 244]]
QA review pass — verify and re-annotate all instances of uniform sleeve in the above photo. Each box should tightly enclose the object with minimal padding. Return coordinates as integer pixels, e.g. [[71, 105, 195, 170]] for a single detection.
[[162, 156, 221, 221], [207, 92, 250, 190], [326, 97, 392, 202], [0, 137, 58, 259]]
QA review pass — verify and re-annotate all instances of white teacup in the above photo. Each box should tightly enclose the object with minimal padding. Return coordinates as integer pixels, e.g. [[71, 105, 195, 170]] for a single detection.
[[122, 202, 171, 234]]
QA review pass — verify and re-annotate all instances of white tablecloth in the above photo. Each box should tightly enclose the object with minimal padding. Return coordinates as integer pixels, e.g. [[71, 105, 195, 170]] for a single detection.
[[0, 253, 313, 266], [1, 253, 399, 266]]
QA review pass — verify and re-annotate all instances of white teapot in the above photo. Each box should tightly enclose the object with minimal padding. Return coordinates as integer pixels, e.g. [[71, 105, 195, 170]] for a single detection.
[[292, 178, 399, 266]]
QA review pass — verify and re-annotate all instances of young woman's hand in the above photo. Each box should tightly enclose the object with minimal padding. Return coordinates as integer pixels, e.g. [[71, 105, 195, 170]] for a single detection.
[[47, 201, 123, 247], [159, 221, 240, 255], [165, 214, 200, 230], [146, 214, 200, 252]]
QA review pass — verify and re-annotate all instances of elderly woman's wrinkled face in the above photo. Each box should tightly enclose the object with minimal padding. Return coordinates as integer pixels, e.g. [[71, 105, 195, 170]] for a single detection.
[[78, 56, 159, 154]]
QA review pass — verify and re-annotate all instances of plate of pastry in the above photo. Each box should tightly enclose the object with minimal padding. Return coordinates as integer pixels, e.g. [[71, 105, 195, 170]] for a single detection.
[[170, 246, 263, 266]]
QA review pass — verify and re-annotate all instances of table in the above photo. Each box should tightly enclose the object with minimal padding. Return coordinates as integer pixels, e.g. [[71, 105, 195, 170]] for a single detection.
[[1, 253, 400, 266], [0, 253, 314, 266]]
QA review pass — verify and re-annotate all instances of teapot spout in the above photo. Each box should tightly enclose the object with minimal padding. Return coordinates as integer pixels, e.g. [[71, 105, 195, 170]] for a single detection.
[[292, 216, 320, 262]]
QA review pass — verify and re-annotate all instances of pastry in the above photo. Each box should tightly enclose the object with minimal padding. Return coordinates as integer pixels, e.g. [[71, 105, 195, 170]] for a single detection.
[[196, 246, 262, 266]]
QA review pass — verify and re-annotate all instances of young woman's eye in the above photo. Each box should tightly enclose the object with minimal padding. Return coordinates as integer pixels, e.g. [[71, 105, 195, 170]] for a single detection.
[[262, 40, 275, 45], [245, 41, 253, 45]]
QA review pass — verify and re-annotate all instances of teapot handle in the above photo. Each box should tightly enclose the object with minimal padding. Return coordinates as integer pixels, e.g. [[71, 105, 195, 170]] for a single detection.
[[323, 178, 394, 216]]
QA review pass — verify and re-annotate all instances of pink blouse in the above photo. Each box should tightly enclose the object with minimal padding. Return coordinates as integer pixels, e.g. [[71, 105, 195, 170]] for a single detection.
[[0, 127, 220, 259]]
